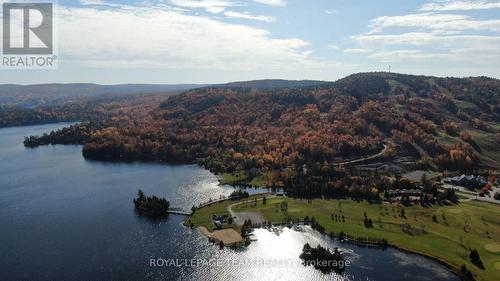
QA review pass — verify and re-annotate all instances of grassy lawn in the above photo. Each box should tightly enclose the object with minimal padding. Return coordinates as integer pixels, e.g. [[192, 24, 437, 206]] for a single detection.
[[436, 131, 463, 146], [469, 129, 500, 169], [188, 200, 235, 231], [230, 198, 500, 281], [220, 171, 273, 187], [188, 194, 269, 231], [220, 171, 247, 185], [248, 172, 273, 187]]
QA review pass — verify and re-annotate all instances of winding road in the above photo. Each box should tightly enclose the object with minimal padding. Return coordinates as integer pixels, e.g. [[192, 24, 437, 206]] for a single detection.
[[334, 143, 388, 166]]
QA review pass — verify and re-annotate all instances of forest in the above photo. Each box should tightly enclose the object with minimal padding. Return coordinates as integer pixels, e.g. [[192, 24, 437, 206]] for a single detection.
[[0, 90, 177, 128], [21, 72, 500, 198]]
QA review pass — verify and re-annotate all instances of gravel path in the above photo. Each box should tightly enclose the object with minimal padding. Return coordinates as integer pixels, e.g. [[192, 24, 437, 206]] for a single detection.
[[227, 196, 272, 225]]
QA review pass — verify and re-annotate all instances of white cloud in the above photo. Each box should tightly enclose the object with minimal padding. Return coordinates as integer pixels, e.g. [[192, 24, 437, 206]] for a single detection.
[[369, 48, 500, 63], [252, 0, 287, 6], [343, 48, 372, 54], [169, 0, 236, 13], [223, 11, 276, 22], [80, 0, 105, 5], [57, 6, 344, 72], [369, 12, 500, 33], [327, 44, 340, 50], [352, 31, 500, 64], [353, 32, 500, 48], [79, 0, 124, 8], [168, 0, 286, 13], [421, 1, 500, 11]]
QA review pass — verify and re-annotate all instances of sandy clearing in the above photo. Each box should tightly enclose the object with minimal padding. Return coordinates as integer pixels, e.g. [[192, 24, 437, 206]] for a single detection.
[[485, 243, 500, 253], [198, 226, 243, 245]]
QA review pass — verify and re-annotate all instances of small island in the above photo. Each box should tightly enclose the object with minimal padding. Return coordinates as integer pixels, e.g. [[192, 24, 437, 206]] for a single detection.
[[300, 243, 347, 274], [133, 189, 170, 219]]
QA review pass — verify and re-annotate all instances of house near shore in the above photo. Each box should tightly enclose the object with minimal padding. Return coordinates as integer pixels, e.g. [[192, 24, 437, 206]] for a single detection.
[[212, 214, 229, 229], [445, 174, 486, 190], [213, 220, 223, 229]]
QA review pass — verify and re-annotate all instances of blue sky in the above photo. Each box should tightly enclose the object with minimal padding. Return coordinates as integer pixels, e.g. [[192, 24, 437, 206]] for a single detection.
[[1, 0, 499, 84]]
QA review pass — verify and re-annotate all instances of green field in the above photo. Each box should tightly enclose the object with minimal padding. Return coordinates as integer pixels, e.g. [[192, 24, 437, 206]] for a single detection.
[[220, 171, 247, 185], [220, 171, 273, 187], [187, 200, 235, 231], [187, 194, 269, 231], [196, 196, 500, 281]]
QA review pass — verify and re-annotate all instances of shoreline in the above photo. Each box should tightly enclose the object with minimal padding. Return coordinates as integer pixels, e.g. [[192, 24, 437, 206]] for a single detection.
[[196, 222, 462, 278], [387, 243, 461, 279], [190, 197, 465, 280], [197, 226, 244, 246], [322, 230, 462, 279]]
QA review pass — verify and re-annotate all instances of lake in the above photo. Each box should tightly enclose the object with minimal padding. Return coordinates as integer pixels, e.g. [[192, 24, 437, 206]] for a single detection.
[[0, 123, 460, 281]]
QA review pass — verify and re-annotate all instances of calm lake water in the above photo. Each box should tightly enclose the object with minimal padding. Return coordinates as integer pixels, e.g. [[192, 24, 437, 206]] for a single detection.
[[0, 123, 460, 281]]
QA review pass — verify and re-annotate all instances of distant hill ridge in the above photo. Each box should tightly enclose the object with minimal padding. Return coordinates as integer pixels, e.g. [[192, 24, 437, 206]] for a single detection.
[[0, 83, 208, 108], [210, 79, 330, 90], [2, 73, 499, 108], [2, 72, 498, 94], [0, 83, 205, 96]]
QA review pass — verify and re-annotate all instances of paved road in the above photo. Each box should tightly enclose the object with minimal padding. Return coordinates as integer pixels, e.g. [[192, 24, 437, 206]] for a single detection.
[[442, 183, 500, 205]]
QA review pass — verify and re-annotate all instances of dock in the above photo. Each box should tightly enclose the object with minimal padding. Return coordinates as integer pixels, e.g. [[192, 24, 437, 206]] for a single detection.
[[167, 210, 192, 216]]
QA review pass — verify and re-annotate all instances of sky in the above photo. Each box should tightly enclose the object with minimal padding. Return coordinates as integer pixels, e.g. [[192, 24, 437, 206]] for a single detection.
[[0, 0, 499, 84]]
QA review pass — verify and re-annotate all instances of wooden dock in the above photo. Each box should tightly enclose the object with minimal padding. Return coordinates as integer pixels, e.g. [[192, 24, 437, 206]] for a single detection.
[[167, 210, 192, 216]]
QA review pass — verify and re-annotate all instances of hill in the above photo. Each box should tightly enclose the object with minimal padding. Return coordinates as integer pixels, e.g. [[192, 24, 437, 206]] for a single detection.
[[0, 83, 205, 108], [211, 79, 329, 90], [0, 83, 209, 127], [23, 72, 500, 193], [0, 80, 329, 109]]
